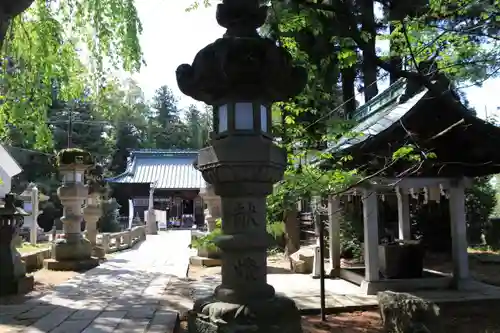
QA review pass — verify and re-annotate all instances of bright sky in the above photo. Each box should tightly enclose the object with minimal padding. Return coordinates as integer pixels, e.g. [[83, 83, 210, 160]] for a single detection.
[[131, 0, 499, 120]]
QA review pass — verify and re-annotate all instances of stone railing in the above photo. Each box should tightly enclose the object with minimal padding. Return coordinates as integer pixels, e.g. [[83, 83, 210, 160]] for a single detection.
[[97, 226, 147, 254], [21, 226, 147, 271]]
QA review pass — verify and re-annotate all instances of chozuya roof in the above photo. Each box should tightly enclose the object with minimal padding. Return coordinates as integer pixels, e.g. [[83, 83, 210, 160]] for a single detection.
[[106, 150, 204, 190], [323, 77, 500, 178]]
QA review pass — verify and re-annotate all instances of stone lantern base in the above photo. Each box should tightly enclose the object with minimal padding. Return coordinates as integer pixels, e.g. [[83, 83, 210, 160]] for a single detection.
[[43, 237, 99, 271], [92, 246, 106, 259], [187, 295, 303, 333], [0, 275, 35, 296]]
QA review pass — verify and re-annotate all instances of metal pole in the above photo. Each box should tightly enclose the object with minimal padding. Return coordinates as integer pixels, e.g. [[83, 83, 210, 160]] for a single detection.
[[67, 106, 73, 148], [318, 209, 326, 321]]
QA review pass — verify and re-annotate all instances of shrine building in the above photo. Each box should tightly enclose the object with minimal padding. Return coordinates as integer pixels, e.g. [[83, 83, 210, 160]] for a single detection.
[[317, 72, 500, 295], [106, 149, 205, 226]]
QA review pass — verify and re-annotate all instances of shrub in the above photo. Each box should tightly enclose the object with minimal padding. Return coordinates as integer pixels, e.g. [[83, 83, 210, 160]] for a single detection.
[[191, 227, 222, 252], [190, 220, 287, 251], [97, 198, 121, 232], [267, 221, 286, 249]]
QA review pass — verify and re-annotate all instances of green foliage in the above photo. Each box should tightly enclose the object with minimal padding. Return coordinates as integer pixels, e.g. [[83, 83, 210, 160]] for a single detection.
[[340, 205, 364, 260], [266, 221, 285, 239], [0, 0, 144, 149], [56, 148, 93, 166], [191, 227, 222, 252], [466, 177, 497, 244], [191, 219, 287, 252], [97, 198, 121, 233]]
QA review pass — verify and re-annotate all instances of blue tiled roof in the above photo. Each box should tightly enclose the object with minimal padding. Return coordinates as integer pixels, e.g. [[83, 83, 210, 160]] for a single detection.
[[107, 149, 204, 190]]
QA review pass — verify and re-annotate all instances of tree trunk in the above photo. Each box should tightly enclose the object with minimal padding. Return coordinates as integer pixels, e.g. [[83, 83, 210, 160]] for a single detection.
[[0, 0, 37, 49], [284, 204, 301, 257], [359, 0, 378, 102], [0, 18, 8, 50], [341, 66, 357, 118]]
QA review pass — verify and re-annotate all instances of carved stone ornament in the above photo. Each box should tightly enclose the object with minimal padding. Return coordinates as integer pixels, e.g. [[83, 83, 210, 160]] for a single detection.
[[176, 0, 307, 105]]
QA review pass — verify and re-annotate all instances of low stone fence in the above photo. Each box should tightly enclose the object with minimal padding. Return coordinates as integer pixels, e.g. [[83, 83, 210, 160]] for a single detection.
[[97, 226, 147, 254], [20, 226, 147, 271], [22, 248, 52, 273]]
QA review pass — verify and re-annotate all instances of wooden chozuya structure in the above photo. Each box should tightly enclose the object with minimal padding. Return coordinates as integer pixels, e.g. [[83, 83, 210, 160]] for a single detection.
[[106, 150, 205, 226], [319, 73, 500, 295]]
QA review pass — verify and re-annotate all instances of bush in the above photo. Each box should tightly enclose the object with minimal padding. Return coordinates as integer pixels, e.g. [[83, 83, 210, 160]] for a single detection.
[[191, 227, 222, 252], [267, 221, 286, 249], [97, 198, 121, 233], [466, 177, 496, 244], [340, 198, 364, 260], [190, 220, 287, 252]]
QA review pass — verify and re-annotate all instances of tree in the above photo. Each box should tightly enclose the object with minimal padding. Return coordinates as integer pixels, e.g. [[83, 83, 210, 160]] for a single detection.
[[188, 0, 500, 256], [0, 0, 143, 149], [97, 198, 122, 233], [184, 104, 212, 149], [109, 122, 143, 174], [150, 85, 190, 149]]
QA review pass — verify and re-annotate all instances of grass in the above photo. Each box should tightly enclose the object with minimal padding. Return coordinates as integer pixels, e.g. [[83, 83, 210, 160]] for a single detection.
[[16, 242, 50, 254], [468, 245, 500, 255]]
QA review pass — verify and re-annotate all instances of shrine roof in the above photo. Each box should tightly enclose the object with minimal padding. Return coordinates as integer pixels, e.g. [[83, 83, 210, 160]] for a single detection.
[[321, 78, 500, 178], [106, 149, 204, 190]]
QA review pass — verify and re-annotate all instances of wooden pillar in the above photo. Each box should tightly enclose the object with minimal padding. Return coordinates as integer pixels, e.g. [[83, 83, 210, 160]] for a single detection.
[[328, 195, 341, 276], [362, 188, 380, 282], [396, 186, 411, 240], [449, 179, 469, 282]]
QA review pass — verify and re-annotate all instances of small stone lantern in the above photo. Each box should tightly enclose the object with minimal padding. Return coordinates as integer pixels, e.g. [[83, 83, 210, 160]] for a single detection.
[[84, 164, 106, 259], [0, 194, 33, 296], [199, 182, 221, 232], [44, 148, 99, 271], [176, 0, 307, 331]]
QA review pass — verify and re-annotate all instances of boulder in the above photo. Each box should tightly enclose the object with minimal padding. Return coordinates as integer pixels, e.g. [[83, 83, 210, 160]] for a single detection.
[[289, 246, 315, 274], [377, 291, 442, 333]]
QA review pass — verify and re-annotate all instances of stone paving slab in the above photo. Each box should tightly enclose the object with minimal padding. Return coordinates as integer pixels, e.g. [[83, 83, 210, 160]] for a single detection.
[[0, 231, 192, 333], [189, 273, 500, 312]]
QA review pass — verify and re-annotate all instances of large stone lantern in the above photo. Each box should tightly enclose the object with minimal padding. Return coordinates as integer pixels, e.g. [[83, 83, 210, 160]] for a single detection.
[[0, 194, 33, 296], [176, 1, 307, 332], [199, 182, 221, 231], [44, 148, 99, 271]]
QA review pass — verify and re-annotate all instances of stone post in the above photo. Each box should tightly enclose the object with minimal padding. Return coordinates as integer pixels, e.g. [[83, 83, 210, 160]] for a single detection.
[[0, 194, 33, 296], [19, 183, 40, 245], [449, 178, 470, 288], [44, 148, 99, 271], [396, 186, 411, 240], [328, 195, 341, 277], [146, 184, 157, 235], [177, 0, 306, 331], [84, 191, 104, 258], [199, 182, 221, 231]]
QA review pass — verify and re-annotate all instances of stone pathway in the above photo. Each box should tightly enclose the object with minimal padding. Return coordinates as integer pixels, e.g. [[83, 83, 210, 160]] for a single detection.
[[0, 231, 193, 333]]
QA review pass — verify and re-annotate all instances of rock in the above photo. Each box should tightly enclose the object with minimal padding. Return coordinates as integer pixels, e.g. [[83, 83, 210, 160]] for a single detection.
[[289, 246, 315, 274], [378, 291, 442, 333]]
